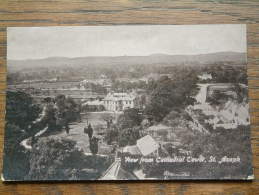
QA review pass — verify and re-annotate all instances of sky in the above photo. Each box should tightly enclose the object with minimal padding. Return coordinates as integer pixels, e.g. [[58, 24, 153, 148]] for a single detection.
[[7, 24, 246, 60]]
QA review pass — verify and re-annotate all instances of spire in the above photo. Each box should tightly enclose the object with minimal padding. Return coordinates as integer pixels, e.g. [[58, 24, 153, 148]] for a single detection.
[[99, 158, 138, 180]]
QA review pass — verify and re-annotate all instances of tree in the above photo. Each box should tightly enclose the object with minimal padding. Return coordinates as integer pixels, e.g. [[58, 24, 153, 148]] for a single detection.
[[54, 95, 81, 131], [101, 113, 114, 128], [117, 126, 141, 147], [27, 137, 92, 180], [89, 137, 99, 155], [163, 109, 192, 127], [145, 74, 198, 122], [3, 91, 41, 180], [5, 91, 41, 130], [117, 108, 143, 129], [104, 109, 143, 146], [104, 125, 119, 145], [84, 123, 93, 139], [181, 126, 252, 177], [26, 137, 113, 180], [55, 95, 80, 123], [2, 123, 30, 180], [234, 84, 248, 103], [31, 95, 81, 134], [208, 65, 247, 84]]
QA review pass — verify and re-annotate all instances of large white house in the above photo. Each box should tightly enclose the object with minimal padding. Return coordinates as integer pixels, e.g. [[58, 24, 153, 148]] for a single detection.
[[103, 92, 137, 111]]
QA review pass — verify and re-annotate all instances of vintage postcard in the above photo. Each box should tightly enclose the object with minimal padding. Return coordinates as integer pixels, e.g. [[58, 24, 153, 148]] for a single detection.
[[2, 25, 253, 181]]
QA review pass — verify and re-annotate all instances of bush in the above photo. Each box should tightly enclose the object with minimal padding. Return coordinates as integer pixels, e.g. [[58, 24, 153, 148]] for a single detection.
[[5, 91, 41, 131], [105, 108, 142, 146], [117, 108, 143, 129], [27, 137, 112, 180], [118, 126, 141, 147], [105, 125, 119, 145], [182, 126, 253, 178], [2, 123, 31, 180], [2, 91, 41, 180], [145, 75, 198, 122]]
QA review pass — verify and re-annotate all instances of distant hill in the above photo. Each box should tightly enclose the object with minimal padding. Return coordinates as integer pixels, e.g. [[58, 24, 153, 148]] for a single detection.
[[8, 52, 246, 72]]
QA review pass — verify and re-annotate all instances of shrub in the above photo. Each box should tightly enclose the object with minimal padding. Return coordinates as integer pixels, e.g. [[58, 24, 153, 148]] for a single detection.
[[27, 137, 112, 180]]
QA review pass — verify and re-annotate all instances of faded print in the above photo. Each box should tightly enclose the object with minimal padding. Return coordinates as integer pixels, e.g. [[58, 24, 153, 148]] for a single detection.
[[3, 25, 253, 181]]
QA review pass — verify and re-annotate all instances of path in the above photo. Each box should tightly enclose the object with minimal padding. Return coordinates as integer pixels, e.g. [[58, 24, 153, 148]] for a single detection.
[[49, 112, 114, 155], [20, 112, 116, 155]]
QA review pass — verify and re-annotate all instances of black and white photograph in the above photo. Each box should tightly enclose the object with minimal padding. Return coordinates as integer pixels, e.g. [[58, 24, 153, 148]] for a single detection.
[[2, 24, 253, 181]]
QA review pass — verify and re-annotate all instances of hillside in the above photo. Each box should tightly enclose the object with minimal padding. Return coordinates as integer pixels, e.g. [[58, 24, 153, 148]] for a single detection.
[[8, 52, 246, 72]]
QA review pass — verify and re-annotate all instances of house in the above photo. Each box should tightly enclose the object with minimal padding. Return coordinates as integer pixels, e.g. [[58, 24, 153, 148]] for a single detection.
[[81, 100, 105, 112], [198, 73, 212, 81], [213, 101, 250, 129], [121, 135, 161, 156], [80, 75, 112, 89], [116, 135, 170, 179], [103, 92, 138, 112], [136, 135, 159, 156], [122, 145, 141, 155], [206, 83, 238, 101]]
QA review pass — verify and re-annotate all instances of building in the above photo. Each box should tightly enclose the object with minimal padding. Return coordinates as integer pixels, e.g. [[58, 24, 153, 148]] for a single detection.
[[81, 100, 105, 112], [195, 83, 246, 104], [198, 73, 212, 81], [99, 158, 138, 180], [103, 92, 138, 112], [206, 83, 238, 101], [136, 135, 160, 156], [80, 74, 112, 90]]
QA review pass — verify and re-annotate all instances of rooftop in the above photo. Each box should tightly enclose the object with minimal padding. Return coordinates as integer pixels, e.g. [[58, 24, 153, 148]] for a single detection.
[[99, 158, 138, 180]]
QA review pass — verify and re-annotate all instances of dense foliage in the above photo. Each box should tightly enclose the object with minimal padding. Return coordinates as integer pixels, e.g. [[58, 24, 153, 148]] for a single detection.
[[5, 91, 41, 130], [55, 94, 81, 128], [145, 73, 198, 122], [3, 91, 82, 180], [117, 126, 142, 147], [3, 91, 41, 180], [208, 65, 247, 84], [27, 137, 112, 180], [105, 108, 143, 146], [117, 108, 143, 129]]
